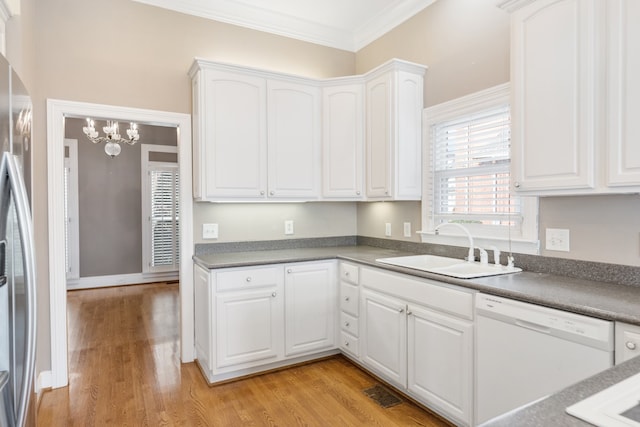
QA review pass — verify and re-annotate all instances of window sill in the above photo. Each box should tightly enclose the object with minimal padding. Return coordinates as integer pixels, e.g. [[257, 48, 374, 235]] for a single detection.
[[418, 231, 540, 255]]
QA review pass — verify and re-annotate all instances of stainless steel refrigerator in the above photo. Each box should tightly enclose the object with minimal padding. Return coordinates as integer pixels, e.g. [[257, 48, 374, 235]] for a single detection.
[[0, 54, 36, 427]]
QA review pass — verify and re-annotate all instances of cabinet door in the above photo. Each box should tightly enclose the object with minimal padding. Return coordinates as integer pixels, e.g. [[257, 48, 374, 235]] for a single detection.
[[322, 84, 364, 199], [365, 73, 392, 198], [194, 264, 212, 371], [202, 70, 267, 199], [360, 289, 406, 388], [267, 80, 321, 199], [607, 0, 640, 187], [510, 0, 598, 193], [215, 288, 282, 368], [394, 70, 423, 200], [284, 262, 336, 356], [408, 304, 473, 427]]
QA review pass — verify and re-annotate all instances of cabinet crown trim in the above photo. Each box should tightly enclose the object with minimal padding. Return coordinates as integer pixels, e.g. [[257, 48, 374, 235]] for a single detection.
[[497, 0, 537, 13]]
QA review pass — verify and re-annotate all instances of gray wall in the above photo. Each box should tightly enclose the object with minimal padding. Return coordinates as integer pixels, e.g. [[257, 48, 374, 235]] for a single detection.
[[65, 117, 177, 277]]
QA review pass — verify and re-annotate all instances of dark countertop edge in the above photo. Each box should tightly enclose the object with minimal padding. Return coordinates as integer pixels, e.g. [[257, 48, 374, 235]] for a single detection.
[[193, 245, 640, 326]]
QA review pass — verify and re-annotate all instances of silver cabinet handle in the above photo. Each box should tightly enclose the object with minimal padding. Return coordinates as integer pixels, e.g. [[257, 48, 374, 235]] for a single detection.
[[269, 190, 275, 196], [260, 190, 265, 195], [344, 296, 350, 302], [345, 271, 350, 277], [407, 311, 412, 316], [287, 269, 292, 274], [514, 182, 521, 188], [356, 191, 361, 195], [271, 292, 277, 298], [398, 307, 404, 313], [344, 321, 350, 327], [344, 341, 350, 347], [626, 341, 637, 350], [246, 277, 252, 282]]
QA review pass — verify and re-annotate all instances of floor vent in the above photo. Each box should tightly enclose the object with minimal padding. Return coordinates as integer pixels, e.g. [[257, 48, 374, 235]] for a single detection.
[[363, 384, 403, 408]]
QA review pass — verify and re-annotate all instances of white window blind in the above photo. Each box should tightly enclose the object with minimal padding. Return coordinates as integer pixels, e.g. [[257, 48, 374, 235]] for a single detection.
[[149, 167, 179, 270], [432, 104, 520, 228]]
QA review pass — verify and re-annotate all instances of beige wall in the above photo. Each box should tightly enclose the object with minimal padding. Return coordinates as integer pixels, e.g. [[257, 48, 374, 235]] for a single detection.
[[355, 0, 511, 244], [25, 0, 355, 375]]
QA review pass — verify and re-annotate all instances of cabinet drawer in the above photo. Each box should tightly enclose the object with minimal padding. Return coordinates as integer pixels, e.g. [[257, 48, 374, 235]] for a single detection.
[[340, 331, 359, 358], [340, 262, 359, 285], [361, 267, 474, 319], [216, 266, 281, 291], [340, 282, 359, 316], [340, 311, 359, 337]]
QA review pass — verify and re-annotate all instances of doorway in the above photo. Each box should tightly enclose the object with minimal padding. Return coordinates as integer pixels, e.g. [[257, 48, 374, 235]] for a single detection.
[[46, 99, 193, 389]]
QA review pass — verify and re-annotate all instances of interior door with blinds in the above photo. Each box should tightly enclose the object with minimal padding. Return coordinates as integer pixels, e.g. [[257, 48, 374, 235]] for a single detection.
[[141, 145, 179, 274]]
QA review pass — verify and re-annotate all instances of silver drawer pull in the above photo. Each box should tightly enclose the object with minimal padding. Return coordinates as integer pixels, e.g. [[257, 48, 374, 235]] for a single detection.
[[287, 269, 292, 274], [345, 272, 350, 277], [344, 322, 350, 327], [398, 307, 404, 313], [246, 277, 252, 282], [344, 341, 349, 347], [626, 341, 637, 350], [271, 292, 277, 298], [407, 311, 412, 316], [344, 296, 350, 302]]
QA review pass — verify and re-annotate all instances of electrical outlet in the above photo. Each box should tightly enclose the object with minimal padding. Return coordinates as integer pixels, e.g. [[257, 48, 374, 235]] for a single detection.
[[385, 223, 392, 237], [202, 223, 218, 239], [546, 228, 570, 252], [403, 222, 412, 237], [284, 220, 294, 235]]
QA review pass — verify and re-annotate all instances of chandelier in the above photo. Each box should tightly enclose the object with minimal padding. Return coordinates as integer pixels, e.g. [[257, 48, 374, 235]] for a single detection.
[[82, 119, 140, 158]]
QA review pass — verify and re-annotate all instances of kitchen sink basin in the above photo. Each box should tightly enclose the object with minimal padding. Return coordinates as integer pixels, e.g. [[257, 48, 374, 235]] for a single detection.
[[376, 255, 522, 279]]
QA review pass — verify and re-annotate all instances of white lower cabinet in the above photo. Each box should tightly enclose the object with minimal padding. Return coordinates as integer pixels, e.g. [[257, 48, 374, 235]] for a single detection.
[[615, 321, 640, 365], [407, 304, 473, 426], [194, 261, 338, 384], [361, 289, 407, 388], [284, 261, 336, 356], [359, 266, 475, 427]]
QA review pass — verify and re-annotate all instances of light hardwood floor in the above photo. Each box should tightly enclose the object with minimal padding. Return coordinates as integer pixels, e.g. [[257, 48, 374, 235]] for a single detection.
[[38, 282, 453, 426]]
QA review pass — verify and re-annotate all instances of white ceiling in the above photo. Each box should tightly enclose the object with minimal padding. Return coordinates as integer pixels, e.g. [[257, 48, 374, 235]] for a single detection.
[[133, 0, 437, 52]]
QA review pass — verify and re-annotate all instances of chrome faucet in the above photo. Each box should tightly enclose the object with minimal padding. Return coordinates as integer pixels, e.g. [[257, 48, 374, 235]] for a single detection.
[[434, 222, 475, 263]]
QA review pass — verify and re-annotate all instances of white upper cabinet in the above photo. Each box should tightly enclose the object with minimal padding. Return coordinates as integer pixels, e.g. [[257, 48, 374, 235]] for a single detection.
[[322, 82, 364, 199], [365, 62, 426, 200], [606, 0, 640, 187], [190, 59, 426, 202], [504, 0, 640, 195], [191, 69, 267, 200], [267, 80, 321, 199]]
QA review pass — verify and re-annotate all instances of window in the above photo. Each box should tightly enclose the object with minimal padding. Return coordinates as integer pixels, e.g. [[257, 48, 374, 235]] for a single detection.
[[142, 145, 179, 274], [421, 83, 539, 254]]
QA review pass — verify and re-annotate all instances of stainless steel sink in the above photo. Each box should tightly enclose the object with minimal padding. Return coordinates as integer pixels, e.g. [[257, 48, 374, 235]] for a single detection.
[[376, 255, 522, 279]]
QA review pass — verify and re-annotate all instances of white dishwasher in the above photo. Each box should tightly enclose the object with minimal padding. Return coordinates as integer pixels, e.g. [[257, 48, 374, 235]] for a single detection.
[[475, 293, 614, 425]]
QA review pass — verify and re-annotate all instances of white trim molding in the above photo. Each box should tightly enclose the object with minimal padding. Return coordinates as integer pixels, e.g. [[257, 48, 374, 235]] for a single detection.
[[46, 99, 194, 389], [66, 272, 179, 291]]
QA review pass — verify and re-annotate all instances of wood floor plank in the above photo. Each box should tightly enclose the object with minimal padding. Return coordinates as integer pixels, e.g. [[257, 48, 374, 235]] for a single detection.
[[38, 282, 453, 427]]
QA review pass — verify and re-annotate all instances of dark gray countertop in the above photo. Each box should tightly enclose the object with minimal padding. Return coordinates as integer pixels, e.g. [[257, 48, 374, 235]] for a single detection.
[[193, 245, 640, 325], [193, 244, 640, 426]]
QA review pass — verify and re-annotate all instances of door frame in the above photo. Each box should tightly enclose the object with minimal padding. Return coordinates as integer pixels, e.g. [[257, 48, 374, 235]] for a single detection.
[[46, 99, 194, 388]]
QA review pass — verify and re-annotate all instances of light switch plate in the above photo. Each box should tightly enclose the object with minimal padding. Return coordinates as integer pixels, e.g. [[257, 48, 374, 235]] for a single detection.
[[284, 220, 294, 235], [385, 223, 392, 237], [546, 228, 570, 252], [202, 223, 219, 239]]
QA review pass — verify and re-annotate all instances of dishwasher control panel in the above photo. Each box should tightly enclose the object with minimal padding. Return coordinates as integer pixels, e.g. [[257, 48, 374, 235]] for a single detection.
[[476, 293, 614, 351]]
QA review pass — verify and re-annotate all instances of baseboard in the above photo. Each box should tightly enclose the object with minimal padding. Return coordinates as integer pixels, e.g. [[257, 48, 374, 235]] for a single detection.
[[66, 272, 179, 290], [36, 370, 52, 403]]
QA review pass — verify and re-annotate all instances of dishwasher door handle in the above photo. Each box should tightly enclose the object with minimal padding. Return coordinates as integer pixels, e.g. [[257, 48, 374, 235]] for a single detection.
[[515, 319, 552, 334]]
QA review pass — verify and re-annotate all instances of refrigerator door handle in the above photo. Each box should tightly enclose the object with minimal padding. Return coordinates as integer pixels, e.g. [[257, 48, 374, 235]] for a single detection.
[[0, 153, 36, 427]]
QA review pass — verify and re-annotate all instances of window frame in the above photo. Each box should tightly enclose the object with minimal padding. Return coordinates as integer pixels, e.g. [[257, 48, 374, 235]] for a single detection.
[[419, 83, 540, 255]]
